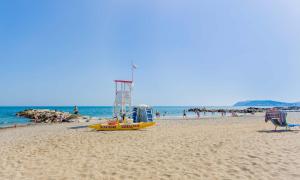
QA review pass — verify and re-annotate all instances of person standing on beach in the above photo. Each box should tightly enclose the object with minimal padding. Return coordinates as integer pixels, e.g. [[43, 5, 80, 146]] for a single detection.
[[221, 111, 225, 116], [155, 111, 160, 118], [122, 113, 126, 122], [196, 110, 200, 119], [74, 106, 79, 115], [183, 110, 187, 119]]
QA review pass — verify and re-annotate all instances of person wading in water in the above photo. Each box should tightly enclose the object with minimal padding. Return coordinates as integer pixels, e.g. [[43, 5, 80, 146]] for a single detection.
[[74, 106, 79, 115], [183, 110, 187, 119]]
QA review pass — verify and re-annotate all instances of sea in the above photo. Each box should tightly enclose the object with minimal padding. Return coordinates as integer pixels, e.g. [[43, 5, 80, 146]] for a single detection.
[[0, 106, 246, 127]]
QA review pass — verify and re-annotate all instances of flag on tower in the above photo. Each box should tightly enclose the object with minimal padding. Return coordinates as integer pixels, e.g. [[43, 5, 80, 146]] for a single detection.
[[132, 64, 137, 69]]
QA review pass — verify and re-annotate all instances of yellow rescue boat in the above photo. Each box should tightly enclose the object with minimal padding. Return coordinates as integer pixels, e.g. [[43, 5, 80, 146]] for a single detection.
[[89, 121, 156, 131]]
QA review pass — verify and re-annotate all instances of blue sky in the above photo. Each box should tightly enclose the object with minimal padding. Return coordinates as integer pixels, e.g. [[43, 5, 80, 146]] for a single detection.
[[1, 0, 300, 106]]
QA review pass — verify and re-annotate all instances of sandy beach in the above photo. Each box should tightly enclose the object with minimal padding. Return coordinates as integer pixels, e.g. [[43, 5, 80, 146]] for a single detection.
[[1, 114, 300, 180]]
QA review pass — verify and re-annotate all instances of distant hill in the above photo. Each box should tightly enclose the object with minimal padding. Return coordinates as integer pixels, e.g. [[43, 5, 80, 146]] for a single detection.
[[234, 100, 300, 107]]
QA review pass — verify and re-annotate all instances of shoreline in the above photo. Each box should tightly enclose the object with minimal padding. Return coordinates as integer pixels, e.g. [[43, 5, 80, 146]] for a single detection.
[[0, 123, 33, 130], [0, 106, 278, 128], [0, 112, 265, 129]]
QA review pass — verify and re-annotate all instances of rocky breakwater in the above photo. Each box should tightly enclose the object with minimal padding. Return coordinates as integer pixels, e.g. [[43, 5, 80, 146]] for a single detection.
[[188, 107, 267, 114], [16, 109, 82, 123]]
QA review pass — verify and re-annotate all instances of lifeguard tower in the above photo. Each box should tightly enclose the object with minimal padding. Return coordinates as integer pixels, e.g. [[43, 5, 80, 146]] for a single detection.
[[113, 80, 133, 120], [88, 64, 156, 131]]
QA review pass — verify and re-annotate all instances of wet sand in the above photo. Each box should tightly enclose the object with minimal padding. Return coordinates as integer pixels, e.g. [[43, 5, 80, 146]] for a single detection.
[[1, 113, 300, 179]]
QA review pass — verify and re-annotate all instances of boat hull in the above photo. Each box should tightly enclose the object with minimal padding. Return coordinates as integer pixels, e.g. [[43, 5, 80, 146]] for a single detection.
[[89, 122, 156, 131]]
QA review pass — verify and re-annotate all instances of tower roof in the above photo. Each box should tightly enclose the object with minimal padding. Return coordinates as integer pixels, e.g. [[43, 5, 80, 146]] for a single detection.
[[114, 80, 133, 83]]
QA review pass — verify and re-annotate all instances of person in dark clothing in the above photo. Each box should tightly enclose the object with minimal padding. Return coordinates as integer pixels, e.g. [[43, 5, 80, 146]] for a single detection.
[[196, 110, 200, 119], [183, 110, 187, 119], [122, 113, 126, 122], [74, 106, 79, 115]]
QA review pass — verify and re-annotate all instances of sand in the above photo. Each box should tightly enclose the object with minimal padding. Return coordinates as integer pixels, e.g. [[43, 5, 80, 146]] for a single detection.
[[1, 113, 300, 180]]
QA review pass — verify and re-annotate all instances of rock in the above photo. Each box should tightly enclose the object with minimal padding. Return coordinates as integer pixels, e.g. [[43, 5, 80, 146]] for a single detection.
[[16, 109, 82, 124], [187, 107, 268, 114]]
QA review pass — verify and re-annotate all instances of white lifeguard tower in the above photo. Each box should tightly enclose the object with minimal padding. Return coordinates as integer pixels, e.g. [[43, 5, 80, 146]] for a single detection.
[[113, 80, 133, 120]]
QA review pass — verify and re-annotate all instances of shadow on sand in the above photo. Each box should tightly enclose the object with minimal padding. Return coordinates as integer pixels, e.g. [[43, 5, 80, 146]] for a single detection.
[[257, 129, 300, 133], [68, 125, 150, 134], [68, 125, 89, 129]]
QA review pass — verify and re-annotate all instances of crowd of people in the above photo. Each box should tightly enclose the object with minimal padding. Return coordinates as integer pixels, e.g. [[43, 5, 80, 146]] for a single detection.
[[154, 109, 239, 119]]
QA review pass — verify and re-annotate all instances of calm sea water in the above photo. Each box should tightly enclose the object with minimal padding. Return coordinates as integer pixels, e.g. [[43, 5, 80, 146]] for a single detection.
[[0, 106, 245, 127]]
